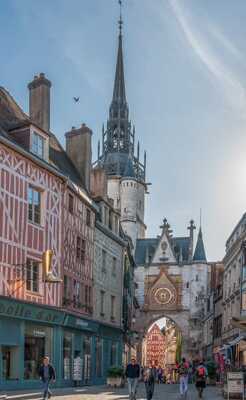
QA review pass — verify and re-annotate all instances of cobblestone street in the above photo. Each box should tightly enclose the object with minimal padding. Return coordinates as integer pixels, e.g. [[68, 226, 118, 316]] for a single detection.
[[2, 384, 223, 400]]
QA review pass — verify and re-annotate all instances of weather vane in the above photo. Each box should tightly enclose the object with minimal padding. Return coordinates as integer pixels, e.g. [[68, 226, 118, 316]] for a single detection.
[[118, 0, 123, 34]]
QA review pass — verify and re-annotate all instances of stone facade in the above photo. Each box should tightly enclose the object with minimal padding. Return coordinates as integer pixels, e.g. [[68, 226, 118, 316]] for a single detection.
[[222, 215, 244, 346], [134, 219, 209, 360], [93, 221, 125, 327]]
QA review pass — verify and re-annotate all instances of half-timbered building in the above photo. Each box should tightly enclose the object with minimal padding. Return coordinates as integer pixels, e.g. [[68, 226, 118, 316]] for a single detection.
[[0, 76, 100, 389]]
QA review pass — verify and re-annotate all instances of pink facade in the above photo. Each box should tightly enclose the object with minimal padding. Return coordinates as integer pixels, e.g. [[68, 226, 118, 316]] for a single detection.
[[62, 185, 95, 315], [0, 139, 95, 314], [0, 141, 63, 306]]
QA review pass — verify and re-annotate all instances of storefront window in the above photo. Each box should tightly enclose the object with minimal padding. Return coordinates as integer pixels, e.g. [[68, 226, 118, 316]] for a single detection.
[[95, 337, 102, 378], [110, 342, 117, 366], [83, 335, 91, 384], [63, 331, 73, 380], [24, 324, 53, 380]]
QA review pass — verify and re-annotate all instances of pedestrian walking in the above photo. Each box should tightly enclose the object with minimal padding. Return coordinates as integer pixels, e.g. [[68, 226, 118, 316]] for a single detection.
[[157, 366, 163, 384], [143, 365, 155, 400], [125, 357, 140, 400], [195, 360, 207, 399], [178, 358, 189, 398], [39, 356, 56, 400]]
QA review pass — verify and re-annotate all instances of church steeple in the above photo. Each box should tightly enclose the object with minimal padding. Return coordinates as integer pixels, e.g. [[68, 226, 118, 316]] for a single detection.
[[96, 0, 146, 183], [111, 11, 126, 106]]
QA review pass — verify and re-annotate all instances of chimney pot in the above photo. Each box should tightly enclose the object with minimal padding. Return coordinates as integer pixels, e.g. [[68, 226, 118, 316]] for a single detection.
[[65, 125, 92, 192], [28, 73, 51, 131]]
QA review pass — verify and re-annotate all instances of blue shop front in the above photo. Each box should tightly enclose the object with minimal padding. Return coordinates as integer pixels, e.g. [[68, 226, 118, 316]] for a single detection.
[[0, 296, 123, 390]]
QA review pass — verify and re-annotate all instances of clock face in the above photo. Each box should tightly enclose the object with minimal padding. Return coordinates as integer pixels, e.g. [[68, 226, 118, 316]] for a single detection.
[[161, 241, 168, 252], [154, 287, 175, 305]]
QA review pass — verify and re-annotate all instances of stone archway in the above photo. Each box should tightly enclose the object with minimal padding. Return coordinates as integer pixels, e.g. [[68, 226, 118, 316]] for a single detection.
[[135, 309, 192, 363]]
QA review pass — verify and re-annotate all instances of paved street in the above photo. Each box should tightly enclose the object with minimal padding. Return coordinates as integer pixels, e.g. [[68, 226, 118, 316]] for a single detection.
[[2, 384, 223, 400]]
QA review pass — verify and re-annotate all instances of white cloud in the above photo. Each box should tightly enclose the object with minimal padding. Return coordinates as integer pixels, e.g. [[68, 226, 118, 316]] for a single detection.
[[168, 0, 246, 115], [209, 25, 244, 62]]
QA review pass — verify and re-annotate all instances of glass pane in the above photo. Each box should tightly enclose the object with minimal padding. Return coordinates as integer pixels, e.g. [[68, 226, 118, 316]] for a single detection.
[[28, 204, 33, 222], [63, 332, 73, 380], [24, 325, 52, 380], [28, 188, 33, 203], [32, 264, 39, 292], [26, 262, 31, 291], [96, 338, 102, 377], [34, 205, 40, 224]]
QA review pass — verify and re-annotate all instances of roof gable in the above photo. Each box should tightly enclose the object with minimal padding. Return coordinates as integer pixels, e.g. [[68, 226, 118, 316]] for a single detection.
[[151, 231, 176, 264]]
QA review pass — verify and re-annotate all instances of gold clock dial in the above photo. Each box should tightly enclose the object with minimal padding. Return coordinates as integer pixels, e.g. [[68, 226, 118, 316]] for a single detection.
[[154, 287, 175, 305]]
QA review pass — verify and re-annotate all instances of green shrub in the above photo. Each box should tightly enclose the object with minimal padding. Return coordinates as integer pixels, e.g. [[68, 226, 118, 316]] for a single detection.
[[107, 366, 124, 378], [206, 360, 217, 379]]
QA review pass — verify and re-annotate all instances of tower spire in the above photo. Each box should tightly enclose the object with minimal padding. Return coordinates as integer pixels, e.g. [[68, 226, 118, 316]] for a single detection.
[[112, 0, 126, 104], [118, 0, 123, 35]]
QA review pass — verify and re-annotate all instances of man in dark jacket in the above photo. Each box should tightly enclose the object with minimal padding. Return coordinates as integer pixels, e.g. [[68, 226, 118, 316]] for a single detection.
[[125, 357, 140, 400], [39, 357, 56, 400]]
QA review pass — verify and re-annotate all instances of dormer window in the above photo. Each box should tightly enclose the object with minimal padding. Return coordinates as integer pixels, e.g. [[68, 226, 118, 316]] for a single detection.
[[31, 131, 45, 158]]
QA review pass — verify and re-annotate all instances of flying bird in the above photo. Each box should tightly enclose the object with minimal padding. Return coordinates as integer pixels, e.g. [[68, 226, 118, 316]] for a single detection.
[[73, 97, 80, 103]]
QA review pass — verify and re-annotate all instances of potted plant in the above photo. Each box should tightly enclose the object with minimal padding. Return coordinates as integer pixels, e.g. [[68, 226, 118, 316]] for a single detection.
[[107, 366, 125, 388], [206, 360, 217, 385]]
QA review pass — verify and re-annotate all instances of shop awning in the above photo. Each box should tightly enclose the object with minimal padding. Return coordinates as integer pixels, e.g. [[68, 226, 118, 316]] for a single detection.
[[231, 317, 246, 330], [228, 336, 245, 347]]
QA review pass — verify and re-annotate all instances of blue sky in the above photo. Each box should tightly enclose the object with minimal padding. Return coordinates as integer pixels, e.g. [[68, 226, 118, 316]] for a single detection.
[[1, 0, 246, 261]]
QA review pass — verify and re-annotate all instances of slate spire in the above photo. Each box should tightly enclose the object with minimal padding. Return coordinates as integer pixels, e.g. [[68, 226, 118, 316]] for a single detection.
[[96, 1, 146, 182], [112, 25, 126, 104], [193, 227, 207, 262]]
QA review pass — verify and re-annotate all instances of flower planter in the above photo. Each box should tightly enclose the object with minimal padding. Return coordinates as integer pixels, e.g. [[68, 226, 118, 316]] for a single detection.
[[107, 376, 125, 388]]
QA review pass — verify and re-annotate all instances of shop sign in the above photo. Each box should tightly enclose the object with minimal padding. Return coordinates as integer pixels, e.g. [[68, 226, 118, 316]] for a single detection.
[[64, 315, 98, 333], [33, 329, 46, 337], [0, 297, 64, 325], [227, 372, 244, 399]]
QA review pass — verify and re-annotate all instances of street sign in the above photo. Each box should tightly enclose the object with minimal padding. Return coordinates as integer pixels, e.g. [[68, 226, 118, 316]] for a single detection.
[[227, 372, 244, 399]]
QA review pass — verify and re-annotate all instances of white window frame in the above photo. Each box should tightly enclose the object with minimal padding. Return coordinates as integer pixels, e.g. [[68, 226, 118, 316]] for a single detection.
[[26, 259, 40, 293], [28, 186, 42, 225], [31, 131, 45, 158]]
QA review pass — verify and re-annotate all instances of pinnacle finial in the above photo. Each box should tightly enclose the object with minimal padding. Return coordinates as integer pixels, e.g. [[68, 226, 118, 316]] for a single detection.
[[118, 0, 123, 35]]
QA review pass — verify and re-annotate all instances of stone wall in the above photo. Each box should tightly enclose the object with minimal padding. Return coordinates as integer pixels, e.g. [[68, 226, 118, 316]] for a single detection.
[[93, 227, 124, 328]]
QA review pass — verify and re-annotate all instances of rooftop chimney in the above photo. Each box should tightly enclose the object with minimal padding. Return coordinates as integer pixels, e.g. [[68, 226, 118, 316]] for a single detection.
[[28, 73, 51, 132], [65, 124, 92, 192], [91, 166, 107, 199]]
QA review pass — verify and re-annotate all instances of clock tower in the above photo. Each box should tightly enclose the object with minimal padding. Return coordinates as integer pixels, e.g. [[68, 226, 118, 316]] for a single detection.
[[94, 6, 147, 248]]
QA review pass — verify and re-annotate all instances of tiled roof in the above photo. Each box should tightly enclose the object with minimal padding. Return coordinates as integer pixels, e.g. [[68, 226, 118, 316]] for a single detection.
[[135, 238, 158, 265], [0, 86, 84, 189], [135, 236, 191, 266], [171, 237, 190, 263]]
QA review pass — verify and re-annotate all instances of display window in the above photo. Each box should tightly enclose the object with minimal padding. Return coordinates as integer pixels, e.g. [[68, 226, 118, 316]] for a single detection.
[[24, 324, 53, 380], [95, 337, 103, 378], [63, 331, 73, 380], [83, 335, 91, 384], [110, 342, 117, 366]]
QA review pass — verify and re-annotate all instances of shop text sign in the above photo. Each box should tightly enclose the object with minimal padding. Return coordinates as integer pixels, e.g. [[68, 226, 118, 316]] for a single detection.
[[227, 372, 244, 398], [0, 298, 64, 325]]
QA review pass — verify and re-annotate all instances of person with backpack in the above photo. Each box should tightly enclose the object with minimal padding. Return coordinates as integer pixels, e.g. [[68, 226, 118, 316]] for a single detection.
[[178, 358, 189, 398], [195, 360, 208, 399], [143, 364, 155, 400]]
